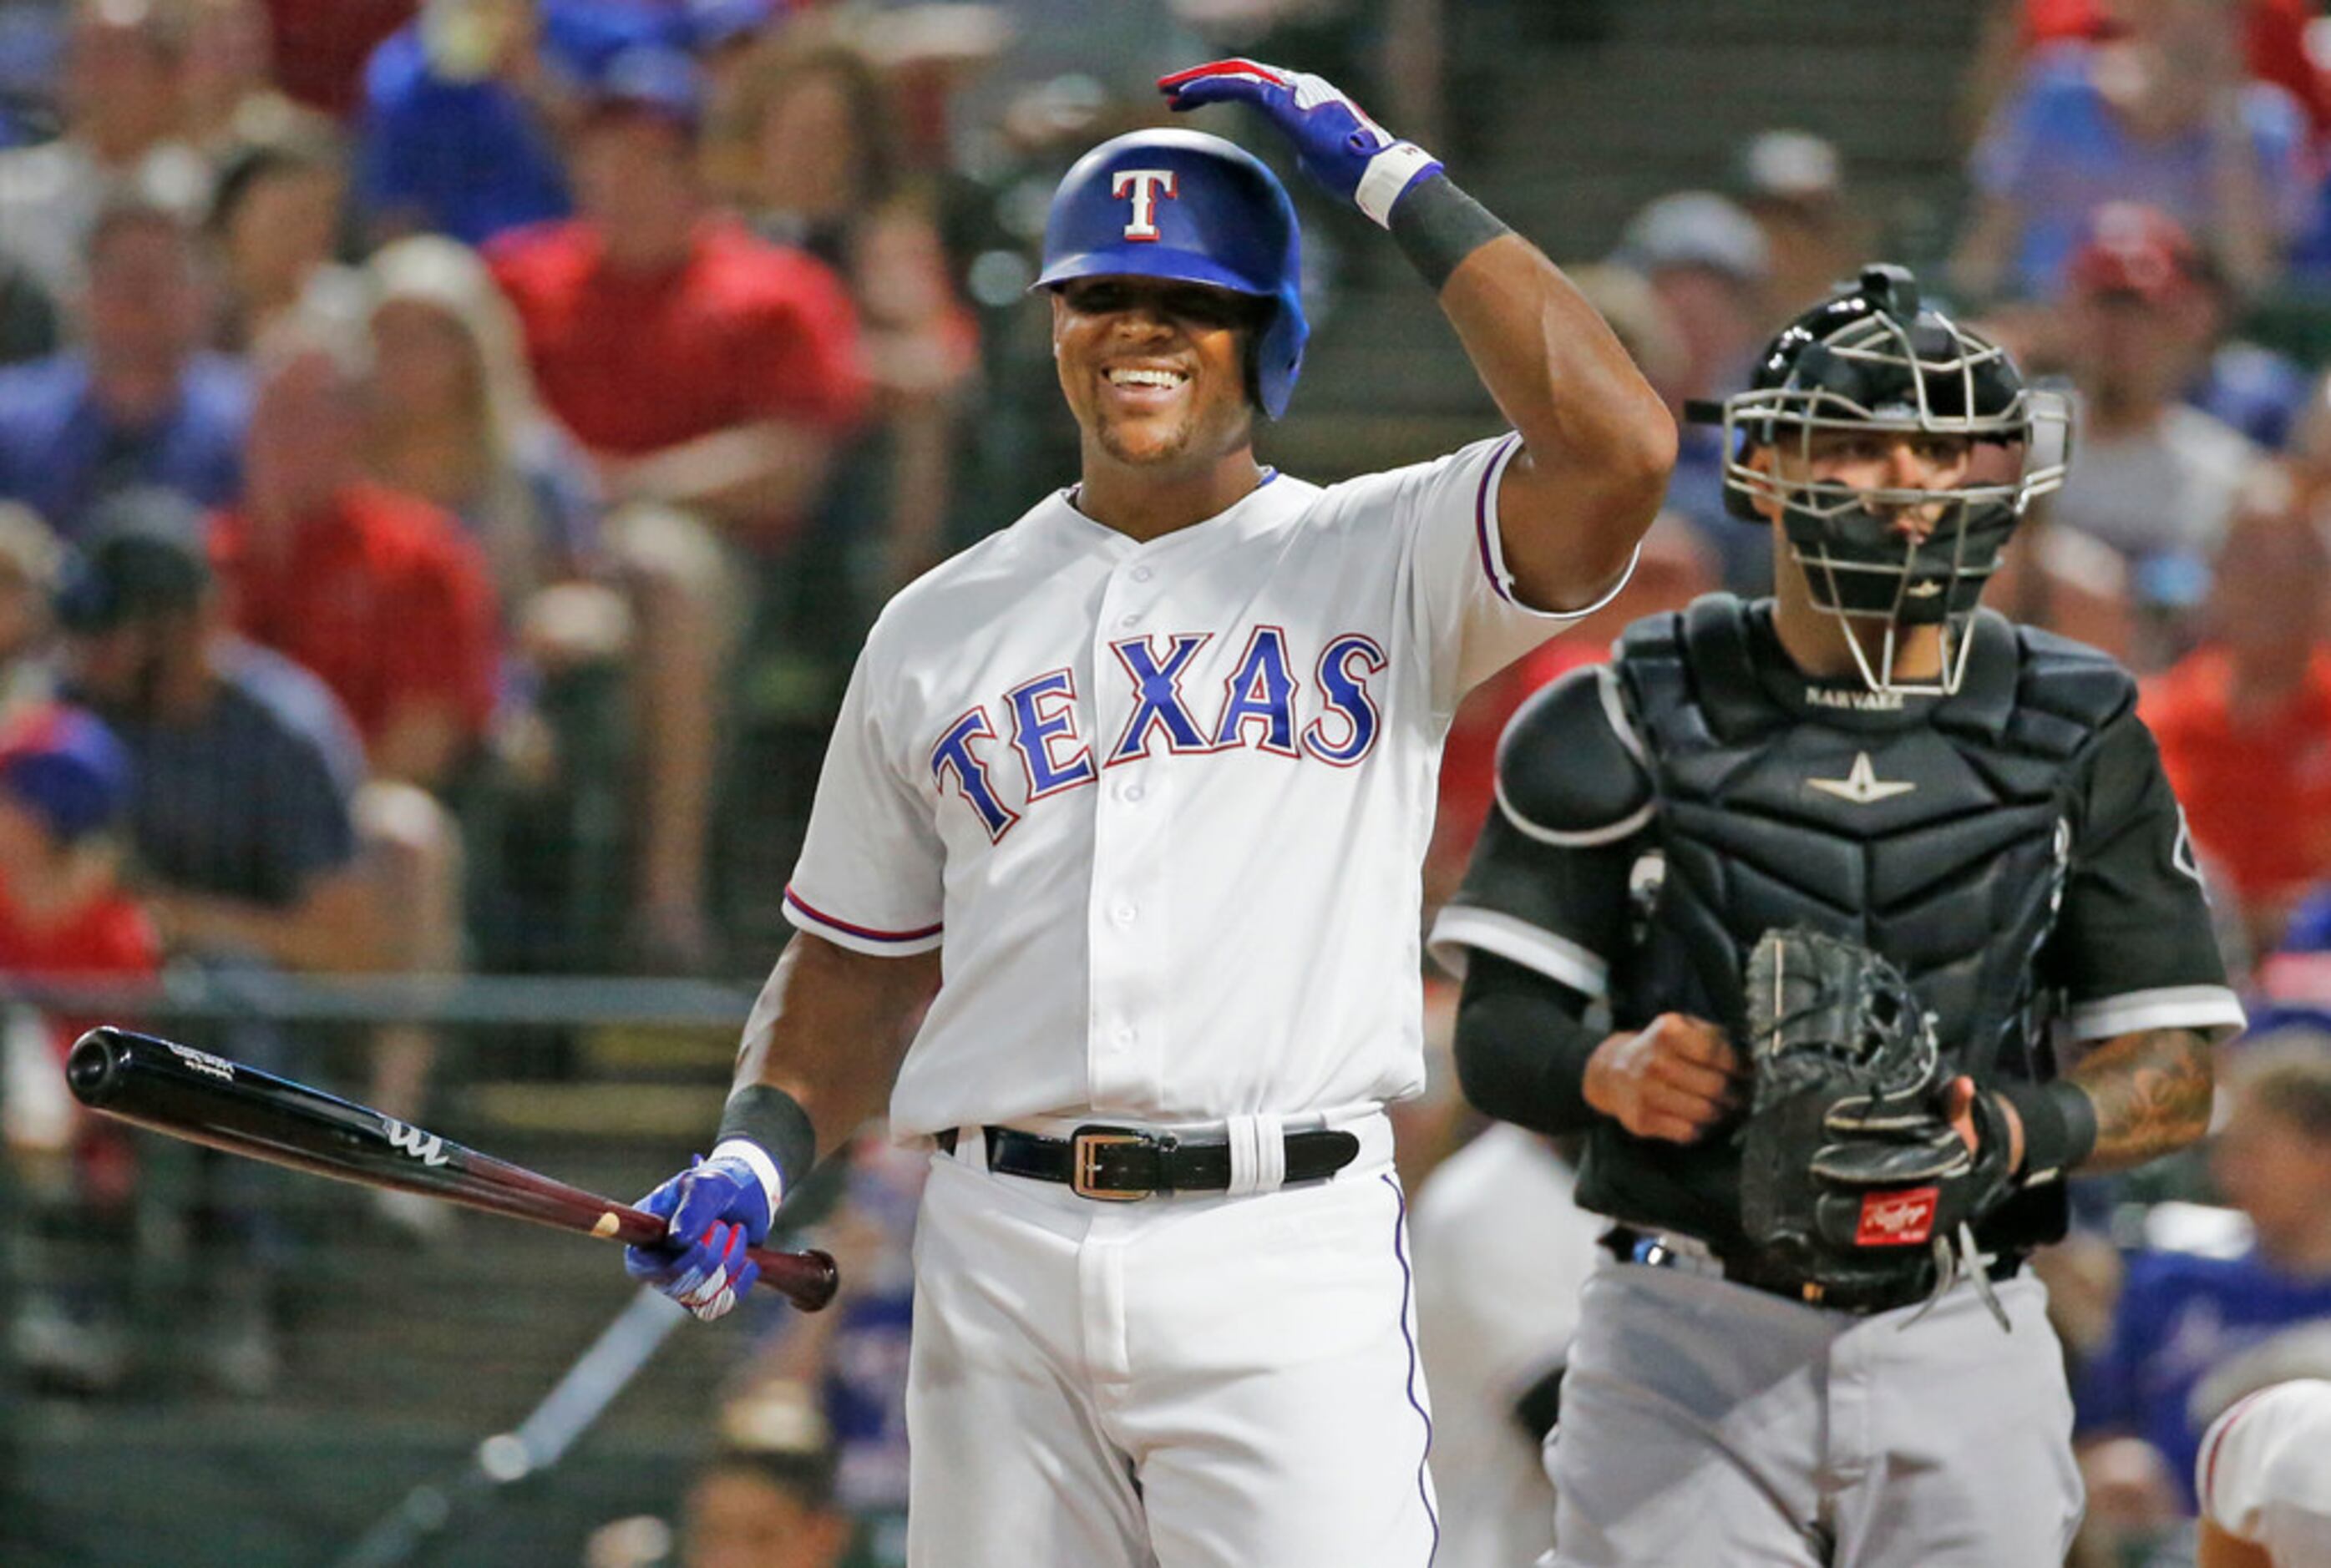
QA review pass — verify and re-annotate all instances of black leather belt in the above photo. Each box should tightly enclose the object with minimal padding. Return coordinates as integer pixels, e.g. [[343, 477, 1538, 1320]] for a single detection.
[[1600, 1226, 2024, 1316], [936, 1123, 1361, 1201]]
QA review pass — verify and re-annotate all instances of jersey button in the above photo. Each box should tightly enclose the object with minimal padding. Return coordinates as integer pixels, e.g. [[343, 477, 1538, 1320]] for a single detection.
[[1111, 902, 1138, 925], [1130, 565, 1154, 583], [1119, 613, 1140, 629], [1114, 1026, 1138, 1047], [1121, 782, 1145, 802]]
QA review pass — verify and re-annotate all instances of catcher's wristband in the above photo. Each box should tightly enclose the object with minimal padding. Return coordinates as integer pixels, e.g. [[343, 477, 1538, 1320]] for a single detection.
[[1995, 1078, 2099, 1185], [1390, 172, 1515, 291], [716, 1082, 818, 1206]]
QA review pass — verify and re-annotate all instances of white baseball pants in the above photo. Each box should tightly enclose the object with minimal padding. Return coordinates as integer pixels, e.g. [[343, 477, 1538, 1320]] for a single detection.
[[903, 1123, 1439, 1567]]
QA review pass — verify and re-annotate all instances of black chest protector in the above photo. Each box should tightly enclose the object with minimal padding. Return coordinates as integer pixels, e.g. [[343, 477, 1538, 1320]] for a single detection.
[[1577, 595, 2132, 1251]]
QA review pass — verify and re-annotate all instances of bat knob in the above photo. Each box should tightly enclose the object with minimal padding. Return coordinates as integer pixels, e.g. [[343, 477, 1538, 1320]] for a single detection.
[[66, 1027, 132, 1107], [800, 1249, 841, 1313]]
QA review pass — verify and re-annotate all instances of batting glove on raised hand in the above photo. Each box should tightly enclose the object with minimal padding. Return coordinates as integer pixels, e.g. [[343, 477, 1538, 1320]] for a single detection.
[[624, 1151, 773, 1322], [1158, 58, 1442, 228]]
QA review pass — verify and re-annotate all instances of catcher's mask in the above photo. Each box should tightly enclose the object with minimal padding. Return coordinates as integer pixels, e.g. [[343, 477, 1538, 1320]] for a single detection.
[[1688, 264, 2070, 695]]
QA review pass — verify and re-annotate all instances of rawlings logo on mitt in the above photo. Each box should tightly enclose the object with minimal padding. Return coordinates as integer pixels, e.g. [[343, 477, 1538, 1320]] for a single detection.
[[1737, 927, 2015, 1319]]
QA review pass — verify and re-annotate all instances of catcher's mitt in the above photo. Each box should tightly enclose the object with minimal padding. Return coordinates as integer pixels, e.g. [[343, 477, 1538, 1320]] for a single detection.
[[1736, 926, 2014, 1322]]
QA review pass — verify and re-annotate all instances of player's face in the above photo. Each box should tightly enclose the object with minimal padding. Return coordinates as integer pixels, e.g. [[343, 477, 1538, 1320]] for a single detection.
[[1761, 427, 1976, 541], [1051, 278, 1259, 470]]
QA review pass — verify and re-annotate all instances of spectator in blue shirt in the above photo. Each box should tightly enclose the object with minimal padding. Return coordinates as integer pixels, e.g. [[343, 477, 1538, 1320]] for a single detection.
[[0, 200, 246, 542], [2076, 1026, 2331, 1514], [1954, 4, 2312, 301], [357, 0, 573, 247], [357, 0, 698, 248]]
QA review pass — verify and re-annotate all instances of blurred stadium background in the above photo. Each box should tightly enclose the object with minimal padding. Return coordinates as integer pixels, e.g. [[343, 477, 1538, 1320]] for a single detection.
[[1, 0, 2328, 1564]]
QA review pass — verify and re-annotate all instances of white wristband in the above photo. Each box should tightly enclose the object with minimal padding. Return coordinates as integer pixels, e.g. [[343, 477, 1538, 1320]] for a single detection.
[[709, 1136, 784, 1217], [1356, 142, 1441, 228]]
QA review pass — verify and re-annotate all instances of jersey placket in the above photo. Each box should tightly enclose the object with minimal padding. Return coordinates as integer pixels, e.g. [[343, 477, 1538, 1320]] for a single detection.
[[1085, 552, 1180, 1111]]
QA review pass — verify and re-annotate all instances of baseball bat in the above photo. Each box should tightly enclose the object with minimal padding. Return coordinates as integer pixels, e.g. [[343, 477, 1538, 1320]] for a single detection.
[[64, 1026, 837, 1313]]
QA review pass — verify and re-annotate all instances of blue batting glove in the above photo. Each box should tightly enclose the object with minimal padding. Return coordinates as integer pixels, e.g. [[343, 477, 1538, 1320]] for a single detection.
[[624, 1151, 774, 1322], [1158, 58, 1442, 228]]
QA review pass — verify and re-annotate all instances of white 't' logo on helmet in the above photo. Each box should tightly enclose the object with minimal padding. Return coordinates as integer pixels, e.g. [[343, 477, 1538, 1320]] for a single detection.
[[1112, 169, 1178, 241]]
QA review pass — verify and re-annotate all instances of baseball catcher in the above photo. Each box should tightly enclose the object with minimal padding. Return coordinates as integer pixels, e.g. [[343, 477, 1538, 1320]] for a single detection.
[[1432, 264, 2246, 1566]]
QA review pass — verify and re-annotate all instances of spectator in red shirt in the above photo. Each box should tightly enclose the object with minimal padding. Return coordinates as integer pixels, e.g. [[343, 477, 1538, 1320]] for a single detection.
[[489, 46, 867, 968], [488, 45, 864, 542], [2143, 467, 2331, 950], [215, 324, 499, 793]]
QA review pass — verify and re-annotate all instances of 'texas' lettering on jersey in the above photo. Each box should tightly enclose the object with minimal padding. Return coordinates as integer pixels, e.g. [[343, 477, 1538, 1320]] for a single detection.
[[930, 627, 1387, 841]]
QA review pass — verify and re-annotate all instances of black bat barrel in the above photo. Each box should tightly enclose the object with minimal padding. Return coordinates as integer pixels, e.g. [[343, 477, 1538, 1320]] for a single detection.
[[66, 1025, 477, 1199]]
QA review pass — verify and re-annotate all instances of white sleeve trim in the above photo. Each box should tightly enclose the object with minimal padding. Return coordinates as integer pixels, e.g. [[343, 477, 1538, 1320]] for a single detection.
[[2063, 984, 2249, 1041], [1493, 773, 1654, 847], [1426, 904, 1610, 996]]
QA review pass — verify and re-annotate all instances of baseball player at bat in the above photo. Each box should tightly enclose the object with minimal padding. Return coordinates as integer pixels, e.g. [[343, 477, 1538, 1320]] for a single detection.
[[622, 56, 1673, 1566], [1431, 266, 2247, 1565]]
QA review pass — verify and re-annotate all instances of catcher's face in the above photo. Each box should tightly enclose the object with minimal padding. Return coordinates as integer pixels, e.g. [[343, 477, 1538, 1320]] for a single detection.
[[1051, 277, 1259, 470], [1756, 427, 1976, 541]]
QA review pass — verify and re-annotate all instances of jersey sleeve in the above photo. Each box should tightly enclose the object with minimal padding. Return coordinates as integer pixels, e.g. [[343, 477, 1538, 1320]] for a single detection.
[[781, 636, 946, 956], [2038, 711, 2247, 1041], [1398, 433, 1640, 707], [1426, 665, 1650, 998], [2197, 1379, 2331, 1545]]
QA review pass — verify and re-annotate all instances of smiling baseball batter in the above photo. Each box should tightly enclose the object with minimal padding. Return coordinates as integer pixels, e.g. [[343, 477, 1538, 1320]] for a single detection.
[[624, 58, 1673, 1565]]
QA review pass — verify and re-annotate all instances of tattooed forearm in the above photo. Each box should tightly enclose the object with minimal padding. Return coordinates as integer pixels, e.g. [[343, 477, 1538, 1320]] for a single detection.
[[2067, 1027, 2215, 1171]]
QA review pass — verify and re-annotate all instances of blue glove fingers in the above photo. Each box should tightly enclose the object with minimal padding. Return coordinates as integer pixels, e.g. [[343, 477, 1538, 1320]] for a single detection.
[[1156, 58, 1288, 102], [1161, 73, 1280, 114]]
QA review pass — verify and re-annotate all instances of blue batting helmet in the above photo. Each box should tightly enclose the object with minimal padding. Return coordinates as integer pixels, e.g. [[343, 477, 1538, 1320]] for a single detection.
[[1034, 129, 1308, 420]]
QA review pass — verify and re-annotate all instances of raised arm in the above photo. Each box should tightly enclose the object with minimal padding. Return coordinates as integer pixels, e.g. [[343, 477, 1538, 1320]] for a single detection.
[[1158, 59, 1674, 610], [1419, 206, 1676, 609]]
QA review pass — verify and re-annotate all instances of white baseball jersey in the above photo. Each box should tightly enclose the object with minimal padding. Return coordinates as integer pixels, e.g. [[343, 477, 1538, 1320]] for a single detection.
[[2199, 1378, 2331, 1566], [783, 433, 1628, 1136]]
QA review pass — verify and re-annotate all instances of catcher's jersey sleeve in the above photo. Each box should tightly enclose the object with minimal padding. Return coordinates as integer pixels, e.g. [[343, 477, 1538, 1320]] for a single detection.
[[2038, 711, 2247, 1040], [781, 630, 948, 956], [1428, 665, 1649, 994], [2197, 1379, 2331, 1565]]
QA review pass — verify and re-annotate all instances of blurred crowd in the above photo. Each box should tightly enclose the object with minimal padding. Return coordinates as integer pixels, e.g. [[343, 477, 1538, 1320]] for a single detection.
[[3, 0, 2331, 1563]]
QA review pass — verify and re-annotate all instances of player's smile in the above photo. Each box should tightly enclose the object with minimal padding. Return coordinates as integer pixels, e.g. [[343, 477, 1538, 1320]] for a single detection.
[[1052, 276, 1259, 468], [1098, 357, 1194, 410]]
